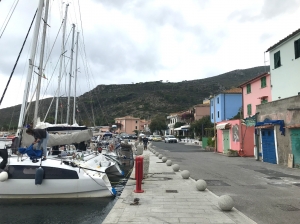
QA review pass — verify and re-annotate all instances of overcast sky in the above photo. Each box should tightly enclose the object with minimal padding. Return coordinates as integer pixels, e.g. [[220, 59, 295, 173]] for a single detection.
[[0, 0, 300, 110]]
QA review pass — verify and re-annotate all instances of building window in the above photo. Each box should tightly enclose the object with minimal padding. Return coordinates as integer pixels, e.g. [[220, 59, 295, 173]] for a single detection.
[[217, 97, 219, 104], [217, 111, 220, 118], [246, 84, 251, 94], [211, 113, 214, 119], [135, 126, 137, 129], [295, 38, 300, 59], [261, 76, 266, 88], [274, 51, 281, 69], [211, 100, 214, 106], [135, 120, 138, 123], [247, 104, 252, 116], [261, 98, 268, 104]]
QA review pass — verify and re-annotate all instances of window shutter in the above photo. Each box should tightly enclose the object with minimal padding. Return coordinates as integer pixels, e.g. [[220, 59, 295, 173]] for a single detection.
[[295, 39, 300, 59], [274, 51, 281, 68]]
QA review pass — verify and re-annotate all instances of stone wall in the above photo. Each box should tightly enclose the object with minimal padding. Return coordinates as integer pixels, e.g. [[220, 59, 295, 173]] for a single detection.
[[256, 95, 300, 166]]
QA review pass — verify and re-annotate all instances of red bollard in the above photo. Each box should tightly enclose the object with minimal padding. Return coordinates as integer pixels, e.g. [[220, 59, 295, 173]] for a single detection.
[[134, 156, 144, 193]]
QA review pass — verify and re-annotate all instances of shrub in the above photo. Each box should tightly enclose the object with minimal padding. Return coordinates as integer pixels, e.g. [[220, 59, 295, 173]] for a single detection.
[[207, 137, 215, 147]]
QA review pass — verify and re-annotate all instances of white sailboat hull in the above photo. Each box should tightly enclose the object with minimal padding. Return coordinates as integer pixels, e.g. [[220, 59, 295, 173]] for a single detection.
[[0, 154, 116, 198]]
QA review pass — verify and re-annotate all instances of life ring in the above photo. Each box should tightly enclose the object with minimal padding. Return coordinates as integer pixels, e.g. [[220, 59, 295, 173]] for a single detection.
[[238, 149, 245, 157]]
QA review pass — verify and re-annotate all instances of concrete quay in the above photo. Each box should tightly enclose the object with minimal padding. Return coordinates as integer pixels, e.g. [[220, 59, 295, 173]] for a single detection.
[[103, 148, 256, 224]]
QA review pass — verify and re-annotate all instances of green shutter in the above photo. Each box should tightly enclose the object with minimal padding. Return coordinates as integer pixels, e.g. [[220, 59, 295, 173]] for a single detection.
[[247, 104, 252, 115], [261, 76, 266, 88], [247, 84, 251, 93]]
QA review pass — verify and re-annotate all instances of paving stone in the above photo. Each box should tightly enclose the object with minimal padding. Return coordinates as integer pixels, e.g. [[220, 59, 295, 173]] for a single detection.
[[102, 150, 257, 224]]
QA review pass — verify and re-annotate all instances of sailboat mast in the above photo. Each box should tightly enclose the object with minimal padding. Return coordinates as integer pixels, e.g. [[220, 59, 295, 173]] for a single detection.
[[33, 0, 50, 127], [17, 0, 44, 135], [55, 3, 69, 124], [73, 32, 79, 125], [66, 24, 75, 124]]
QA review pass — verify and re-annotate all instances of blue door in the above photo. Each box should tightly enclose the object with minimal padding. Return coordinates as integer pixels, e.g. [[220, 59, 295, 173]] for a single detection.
[[261, 129, 277, 164]]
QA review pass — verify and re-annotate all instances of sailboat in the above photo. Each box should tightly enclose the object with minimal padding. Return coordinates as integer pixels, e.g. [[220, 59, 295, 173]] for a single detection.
[[0, 0, 121, 198]]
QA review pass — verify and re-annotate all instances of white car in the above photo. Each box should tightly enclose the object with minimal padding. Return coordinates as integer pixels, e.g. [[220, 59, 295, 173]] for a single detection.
[[164, 135, 177, 143], [148, 135, 154, 141]]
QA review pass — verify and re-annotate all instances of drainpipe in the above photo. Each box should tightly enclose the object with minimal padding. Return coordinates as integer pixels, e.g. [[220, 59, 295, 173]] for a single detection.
[[255, 112, 260, 161]]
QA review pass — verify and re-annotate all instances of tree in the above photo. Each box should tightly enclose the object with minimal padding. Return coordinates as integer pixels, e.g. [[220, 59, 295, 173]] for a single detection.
[[149, 116, 167, 135], [174, 122, 185, 128], [189, 116, 213, 137]]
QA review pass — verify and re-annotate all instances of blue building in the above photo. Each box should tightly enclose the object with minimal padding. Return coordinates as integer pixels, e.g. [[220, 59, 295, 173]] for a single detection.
[[210, 88, 242, 123]]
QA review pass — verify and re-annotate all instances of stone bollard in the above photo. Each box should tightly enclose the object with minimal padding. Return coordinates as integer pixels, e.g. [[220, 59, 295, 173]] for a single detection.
[[218, 195, 234, 211], [166, 160, 172, 166], [143, 154, 150, 178], [172, 164, 180, 172], [155, 152, 159, 157], [136, 145, 143, 155], [158, 154, 163, 159], [134, 141, 139, 148], [162, 157, 167, 162], [181, 170, 190, 179], [196, 179, 207, 191]]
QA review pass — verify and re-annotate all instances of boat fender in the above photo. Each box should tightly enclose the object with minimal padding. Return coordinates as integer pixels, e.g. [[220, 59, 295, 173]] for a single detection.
[[0, 171, 8, 182], [111, 187, 117, 196], [121, 170, 125, 176], [35, 167, 44, 185]]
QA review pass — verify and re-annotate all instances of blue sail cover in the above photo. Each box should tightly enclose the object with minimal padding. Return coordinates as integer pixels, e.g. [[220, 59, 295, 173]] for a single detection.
[[255, 119, 285, 136], [18, 144, 43, 158]]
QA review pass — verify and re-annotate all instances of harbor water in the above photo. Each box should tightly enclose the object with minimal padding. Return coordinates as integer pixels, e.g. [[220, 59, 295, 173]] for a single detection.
[[0, 148, 134, 224]]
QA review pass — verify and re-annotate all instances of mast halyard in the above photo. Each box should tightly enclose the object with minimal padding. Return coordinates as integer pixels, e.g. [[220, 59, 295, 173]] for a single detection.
[[33, 0, 50, 127], [17, 0, 44, 135], [54, 3, 69, 124], [73, 32, 79, 125], [66, 24, 75, 125]]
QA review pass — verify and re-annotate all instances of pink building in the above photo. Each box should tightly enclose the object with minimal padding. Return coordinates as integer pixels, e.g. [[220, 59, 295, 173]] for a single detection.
[[216, 119, 254, 156], [239, 72, 272, 118]]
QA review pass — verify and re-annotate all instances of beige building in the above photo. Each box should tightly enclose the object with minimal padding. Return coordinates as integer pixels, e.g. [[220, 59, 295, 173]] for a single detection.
[[115, 116, 148, 134], [193, 104, 210, 121]]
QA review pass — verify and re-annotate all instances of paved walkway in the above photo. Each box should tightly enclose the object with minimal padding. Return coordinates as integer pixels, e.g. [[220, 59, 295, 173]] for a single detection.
[[103, 147, 256, 224]]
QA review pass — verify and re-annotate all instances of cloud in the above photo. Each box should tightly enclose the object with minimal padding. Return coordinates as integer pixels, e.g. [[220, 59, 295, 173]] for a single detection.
[[228, 0, 300, 22]]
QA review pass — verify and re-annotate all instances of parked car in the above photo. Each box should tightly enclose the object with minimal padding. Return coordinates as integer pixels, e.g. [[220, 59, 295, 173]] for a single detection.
[[128, 134, 138, 139], [164, 135, 178, 143], [148, 135, 154, 141], [152, 135, 162, 142]]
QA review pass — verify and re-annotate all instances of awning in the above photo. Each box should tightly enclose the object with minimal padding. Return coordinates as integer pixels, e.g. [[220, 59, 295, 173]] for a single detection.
[[255, 125, 274, 129], [216, 123, 230, 130], [255, 119, 285, 135], [174, 125, 190, 131]]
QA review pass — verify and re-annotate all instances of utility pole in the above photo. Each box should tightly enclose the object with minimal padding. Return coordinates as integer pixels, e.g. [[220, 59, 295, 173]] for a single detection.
[[213, 95, 217, 152]]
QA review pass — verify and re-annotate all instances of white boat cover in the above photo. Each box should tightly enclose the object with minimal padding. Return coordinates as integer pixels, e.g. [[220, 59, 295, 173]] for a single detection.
[[21, 129, 93, 147]]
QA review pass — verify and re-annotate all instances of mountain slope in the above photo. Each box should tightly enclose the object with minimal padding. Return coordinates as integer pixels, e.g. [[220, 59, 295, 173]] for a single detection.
[[0, 66, 269, 129]]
